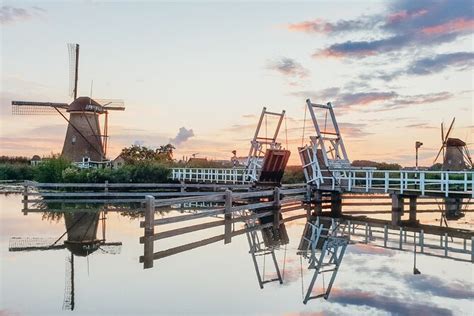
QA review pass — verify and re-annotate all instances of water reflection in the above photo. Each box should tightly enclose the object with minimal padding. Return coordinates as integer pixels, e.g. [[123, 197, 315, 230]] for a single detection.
[[9, 209, 122, 311], [5, 197, 473, 314]]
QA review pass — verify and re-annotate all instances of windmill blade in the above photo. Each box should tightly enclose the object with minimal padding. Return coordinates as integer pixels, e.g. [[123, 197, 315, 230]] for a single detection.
[[9, 237, 66, 251], [433, 146, 444, 164], [441, 122, 445, 142], [68, 43, 79, 99], [95, 99, 125, 111], [12, 101, 69, 115], [444, 117, 456, 141], [62, 254, 74, 311], [97, 242, 123, 255]]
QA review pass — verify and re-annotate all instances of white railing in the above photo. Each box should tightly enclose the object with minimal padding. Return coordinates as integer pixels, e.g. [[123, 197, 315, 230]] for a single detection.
[[316, 169, 473, 197], [72, 160, 111, 169], [171, 168, 250, 184]]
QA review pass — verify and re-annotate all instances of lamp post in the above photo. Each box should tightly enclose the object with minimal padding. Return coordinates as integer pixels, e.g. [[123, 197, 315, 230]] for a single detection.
[[415, 141, 423, 170]]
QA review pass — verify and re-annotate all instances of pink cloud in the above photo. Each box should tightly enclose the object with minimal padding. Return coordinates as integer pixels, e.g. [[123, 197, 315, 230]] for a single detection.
[[421, 17, 474, 35], [287, 19, 332, 34]]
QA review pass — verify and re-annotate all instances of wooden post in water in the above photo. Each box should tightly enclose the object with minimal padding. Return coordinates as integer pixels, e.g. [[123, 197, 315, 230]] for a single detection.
[[330, 191, 342, 217], [314, 190, 323, 215], [224, 189, 232, 244], [273, 187, 281, 228], [143, 195, 155, 269], [22, 182, 28, 214], [409, 196, 417, 223], [391, 194, 403, 225]]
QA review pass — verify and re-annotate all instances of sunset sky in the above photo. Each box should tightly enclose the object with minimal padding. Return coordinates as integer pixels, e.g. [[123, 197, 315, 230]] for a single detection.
[[1, 0, 472, 166]]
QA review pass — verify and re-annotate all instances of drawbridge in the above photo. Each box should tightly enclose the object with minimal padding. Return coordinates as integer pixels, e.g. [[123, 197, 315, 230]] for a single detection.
[[171, 101, 472, 199]]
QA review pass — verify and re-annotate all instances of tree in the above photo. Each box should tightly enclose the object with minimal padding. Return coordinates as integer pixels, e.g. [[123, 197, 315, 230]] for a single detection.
[[120, 144, 175, 163]]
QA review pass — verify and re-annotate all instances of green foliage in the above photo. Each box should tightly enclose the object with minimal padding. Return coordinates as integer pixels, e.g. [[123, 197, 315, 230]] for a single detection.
[[0, 163, 35, 180], [282, 166, 305, 184], [352, 160, 402, 170], [34, 157, 71, 183], [125, 161, 170, 183], [120, 144, 175, 164], [429, 163, 443, 171], [0, 156, 30, 164], [61, 161, 170, 183]]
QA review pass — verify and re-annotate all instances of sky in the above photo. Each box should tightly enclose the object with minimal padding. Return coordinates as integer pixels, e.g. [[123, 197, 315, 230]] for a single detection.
[[0, 0, 473, 166]]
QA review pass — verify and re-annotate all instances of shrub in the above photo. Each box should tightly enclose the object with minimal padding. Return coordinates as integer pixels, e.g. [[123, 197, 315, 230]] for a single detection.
[[0, 164, 35, 180], [282, 166, 305, 184], [34, 157, 72, 183]]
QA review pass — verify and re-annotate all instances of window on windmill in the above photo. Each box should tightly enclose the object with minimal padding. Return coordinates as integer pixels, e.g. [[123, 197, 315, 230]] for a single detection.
[[72, 136, 76, 144]]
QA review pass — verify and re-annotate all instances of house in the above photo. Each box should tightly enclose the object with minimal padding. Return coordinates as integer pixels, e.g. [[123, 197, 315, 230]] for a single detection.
[[112, 155, 126, 169], [30, 155, 42, 166]]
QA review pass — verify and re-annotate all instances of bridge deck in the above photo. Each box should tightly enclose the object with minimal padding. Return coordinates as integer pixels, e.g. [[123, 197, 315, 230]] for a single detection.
[[170, 168, 473, 198]]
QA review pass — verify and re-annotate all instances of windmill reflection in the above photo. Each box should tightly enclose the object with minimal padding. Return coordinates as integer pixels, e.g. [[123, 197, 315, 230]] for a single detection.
[[9, 209, 122, 311]]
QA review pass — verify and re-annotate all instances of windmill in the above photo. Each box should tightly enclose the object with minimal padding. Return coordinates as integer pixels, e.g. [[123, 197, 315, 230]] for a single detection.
[[11, 43, 125, 164], [9, 210, 122, 310], [432, 118, 472, 220], [433, 118, 473, 170]]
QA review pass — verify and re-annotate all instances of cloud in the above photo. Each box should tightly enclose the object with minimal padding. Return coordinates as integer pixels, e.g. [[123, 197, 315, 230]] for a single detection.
[[386, 91, 453, 108], [287, 16, 381, 34], [169, 127, 195, 146], [291, 88, 452, 112], [407, 52, 474, 75], [404, 123, 437, 129], [0, 6, 45, 25], [330, 289, 453, 315], [403, 275, 474, 300], [267, 57, 309, 84], [291, 0, 474, 58], [370, 52, 474, 81]]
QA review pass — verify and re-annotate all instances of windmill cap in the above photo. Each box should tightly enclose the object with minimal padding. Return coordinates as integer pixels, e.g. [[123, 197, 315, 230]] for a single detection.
[[446, 138, 466, 147], [67, 96, 103, 112]]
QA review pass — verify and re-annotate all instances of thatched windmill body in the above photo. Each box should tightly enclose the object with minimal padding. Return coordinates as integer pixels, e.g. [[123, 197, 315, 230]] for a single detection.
[[11, 43, 125, 163]]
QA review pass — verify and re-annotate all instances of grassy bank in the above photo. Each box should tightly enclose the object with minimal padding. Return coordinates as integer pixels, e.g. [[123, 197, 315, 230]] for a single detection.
[[0, 158, 171, 183]]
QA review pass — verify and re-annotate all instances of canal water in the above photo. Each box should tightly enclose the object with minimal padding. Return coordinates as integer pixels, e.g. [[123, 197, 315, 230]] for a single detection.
[[1, 194, 473, 315]]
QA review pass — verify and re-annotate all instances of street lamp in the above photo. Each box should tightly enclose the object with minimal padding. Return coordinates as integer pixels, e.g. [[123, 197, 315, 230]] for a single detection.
[[415, 141, 423, 170]]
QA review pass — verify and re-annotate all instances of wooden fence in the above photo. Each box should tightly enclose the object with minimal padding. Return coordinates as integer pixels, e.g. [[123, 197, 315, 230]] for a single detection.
[[139, 187, 308, 268]]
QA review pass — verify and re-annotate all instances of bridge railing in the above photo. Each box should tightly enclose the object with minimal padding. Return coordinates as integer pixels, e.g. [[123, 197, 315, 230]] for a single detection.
[[321, 169, 473, 197], [171, 168, 250, 184]]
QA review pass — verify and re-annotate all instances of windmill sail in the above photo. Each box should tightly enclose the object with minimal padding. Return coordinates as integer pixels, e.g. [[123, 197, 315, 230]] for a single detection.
[[12, 101, 69, 115], [68, 43, 79, 99]]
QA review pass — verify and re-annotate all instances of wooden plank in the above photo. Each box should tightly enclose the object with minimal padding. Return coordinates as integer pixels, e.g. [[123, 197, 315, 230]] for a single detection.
[[224, 190, 232, 244], [232, 190, 274, 199], [148, 208, 225, 226], [143, 223, 274, 261], [141, 219, 226, 242], [33, 191, 223, 197], [154, 193, 225, 207], [141, 209, 276, 243]]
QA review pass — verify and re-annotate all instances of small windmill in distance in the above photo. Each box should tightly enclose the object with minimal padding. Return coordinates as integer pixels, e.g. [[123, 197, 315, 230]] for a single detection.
[[433, 118, 473, 170], [11, 43, 125, 165], [433, 118, 472, 220]]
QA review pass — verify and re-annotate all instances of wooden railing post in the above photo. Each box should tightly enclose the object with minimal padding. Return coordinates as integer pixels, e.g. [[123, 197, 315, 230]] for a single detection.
[[104, 180, 109, 195], [273, 187, 281, 228], [224, 189, 232, 244], [143, 195, 155, 269], [22, 181, 28, 214]]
